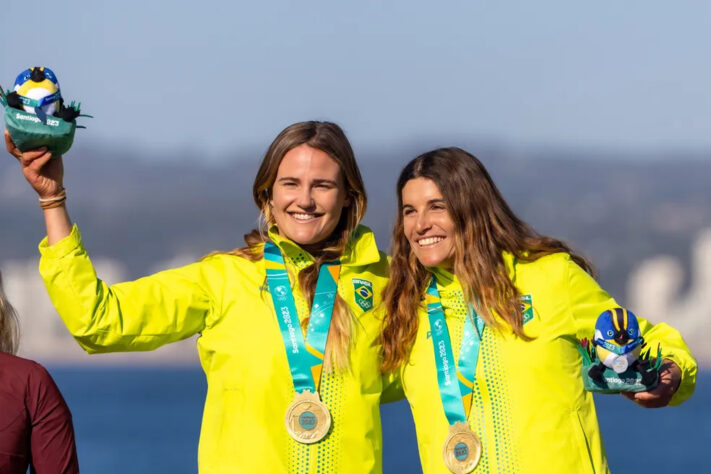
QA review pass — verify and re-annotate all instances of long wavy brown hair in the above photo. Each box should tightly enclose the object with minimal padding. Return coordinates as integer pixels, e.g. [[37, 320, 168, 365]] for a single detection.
[[380, 147, 594, 372], [0, 271, 20, 354], [207, 121, 367, 372]]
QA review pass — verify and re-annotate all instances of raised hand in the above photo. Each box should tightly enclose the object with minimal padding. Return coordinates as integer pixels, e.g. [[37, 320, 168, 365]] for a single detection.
[[5, 129, 64, 199]]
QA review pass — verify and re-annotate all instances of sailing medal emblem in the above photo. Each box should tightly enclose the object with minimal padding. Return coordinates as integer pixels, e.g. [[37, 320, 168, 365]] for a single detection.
[[442, 422, 482, 474], [285, 389, 331, 443]]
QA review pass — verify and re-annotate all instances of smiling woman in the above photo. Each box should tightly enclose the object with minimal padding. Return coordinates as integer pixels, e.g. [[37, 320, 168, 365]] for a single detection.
[[231, 122, 370, 373], [401, 177, 456, 268], [270, 144, 351, 252], [5, 121, 391, 473], [380, 147, 696, 474]]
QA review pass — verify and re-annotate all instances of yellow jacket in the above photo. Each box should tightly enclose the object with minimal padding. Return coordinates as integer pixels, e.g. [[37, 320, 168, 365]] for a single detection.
[[39, 225, 390, 473], [391, 252, 696, 473]]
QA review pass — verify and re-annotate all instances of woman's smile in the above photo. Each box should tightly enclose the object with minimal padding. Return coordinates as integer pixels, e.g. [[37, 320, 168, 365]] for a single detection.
[[270, 144, 350, 250], [401, 177, 456, 268]]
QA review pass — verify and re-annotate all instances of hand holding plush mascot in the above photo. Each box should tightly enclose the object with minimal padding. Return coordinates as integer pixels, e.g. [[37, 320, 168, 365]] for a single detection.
[[1, 67, 90, 156], [578, 308, 662, 393]]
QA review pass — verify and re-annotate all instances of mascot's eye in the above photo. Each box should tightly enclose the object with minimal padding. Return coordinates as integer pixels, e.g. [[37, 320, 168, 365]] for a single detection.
[[628, 328, 635, 336], [606, 330, 614, 337]]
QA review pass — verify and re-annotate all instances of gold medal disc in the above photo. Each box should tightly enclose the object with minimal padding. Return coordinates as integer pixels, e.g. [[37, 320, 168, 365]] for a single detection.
[[285, 390, 331, 444], [442, 422, 482, 474]]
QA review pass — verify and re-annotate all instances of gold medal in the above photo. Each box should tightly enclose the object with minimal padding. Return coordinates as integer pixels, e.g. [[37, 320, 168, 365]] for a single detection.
[[285, 389, 331, 444], [442, 422, 481, 474]]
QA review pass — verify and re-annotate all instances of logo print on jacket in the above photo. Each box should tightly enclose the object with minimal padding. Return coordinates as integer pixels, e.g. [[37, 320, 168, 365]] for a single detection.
[[352, 278, 373, 311], [521, 294, 534, 324]]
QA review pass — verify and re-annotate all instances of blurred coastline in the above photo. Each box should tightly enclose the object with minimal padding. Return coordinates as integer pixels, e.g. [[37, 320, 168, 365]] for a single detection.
[[2, 140, 709, 368]]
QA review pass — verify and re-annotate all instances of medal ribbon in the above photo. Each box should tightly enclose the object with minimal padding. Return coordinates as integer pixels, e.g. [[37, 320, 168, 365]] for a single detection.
[[264, 242, 341, 394], [426, 276, 485, 425]]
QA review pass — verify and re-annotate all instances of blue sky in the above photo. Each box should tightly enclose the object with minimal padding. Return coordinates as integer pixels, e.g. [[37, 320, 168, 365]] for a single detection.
[[2, 0, 709, 160]]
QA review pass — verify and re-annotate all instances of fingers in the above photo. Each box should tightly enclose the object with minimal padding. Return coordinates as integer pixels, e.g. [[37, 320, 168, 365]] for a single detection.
[[19, 147, 51, 167], [620, 378, 674, 408], [620, 391, 656, 407], [5, 129, 49, 165], [660, 359, 682, 391], [4, 129, 20, 159], [27, 149, 54, 173], [620, 358, 682, 409], [4, 130, 53, 166], [630, 387, 663, 402]]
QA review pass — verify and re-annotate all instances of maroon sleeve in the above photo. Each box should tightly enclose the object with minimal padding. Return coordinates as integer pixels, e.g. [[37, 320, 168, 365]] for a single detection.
[[25, 363, 79, 474]]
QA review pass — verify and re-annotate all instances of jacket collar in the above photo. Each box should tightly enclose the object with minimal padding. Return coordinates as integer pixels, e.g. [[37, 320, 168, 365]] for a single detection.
[[266, 225, 380, 270], [429, 265, 459, 292]]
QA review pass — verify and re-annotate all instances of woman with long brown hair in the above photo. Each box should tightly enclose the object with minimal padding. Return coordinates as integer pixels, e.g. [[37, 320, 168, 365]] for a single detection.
[[381, 147, 696, 473], [0, 271, 79, 473], [5, 121, 390, 473]]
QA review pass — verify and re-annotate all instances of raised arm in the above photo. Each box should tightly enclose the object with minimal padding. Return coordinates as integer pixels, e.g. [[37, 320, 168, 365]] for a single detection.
[[6, 129, 215, 352], [5, 130, 72, 244], [38, 225, 216, 352]]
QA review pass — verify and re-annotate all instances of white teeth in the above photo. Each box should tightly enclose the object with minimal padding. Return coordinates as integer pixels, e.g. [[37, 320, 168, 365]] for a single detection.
[[418, 237, 444, 246], [291, 213, 317, 220]]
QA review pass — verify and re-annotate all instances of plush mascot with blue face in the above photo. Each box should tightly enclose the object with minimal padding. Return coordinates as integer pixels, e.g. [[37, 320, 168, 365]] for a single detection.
[[586, 307, 658, 388], [593, 307, 642, 373], [1, 67, 88, 155], [11, 67, 62, 121]]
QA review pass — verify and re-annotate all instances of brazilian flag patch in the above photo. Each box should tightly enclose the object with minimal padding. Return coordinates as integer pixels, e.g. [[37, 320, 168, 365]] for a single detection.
[[353, 278, 374, 311], [521, 294, 534, 325]]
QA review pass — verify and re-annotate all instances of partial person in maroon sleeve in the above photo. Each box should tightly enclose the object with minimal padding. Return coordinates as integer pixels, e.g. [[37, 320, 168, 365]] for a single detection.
[[0, 271, 79, 474]]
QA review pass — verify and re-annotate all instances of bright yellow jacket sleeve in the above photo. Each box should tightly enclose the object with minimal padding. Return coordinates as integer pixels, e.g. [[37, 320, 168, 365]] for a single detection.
[[566, 257, 697, 405], [38, 224, 212, 353]]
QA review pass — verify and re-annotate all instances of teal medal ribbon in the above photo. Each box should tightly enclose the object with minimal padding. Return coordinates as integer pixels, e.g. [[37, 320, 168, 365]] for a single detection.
[[426, 276, 485, 425], [428, 276, 485, 471], [263, 241, 340, 394], [265, 241, 341, 443]]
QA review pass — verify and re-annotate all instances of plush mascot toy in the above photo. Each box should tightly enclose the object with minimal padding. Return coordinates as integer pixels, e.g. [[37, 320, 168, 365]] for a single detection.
[[9, 67, 61, 121], [591, 307, 643, 376], [578, 308, 661, 393], [1, 66, 89, 155]]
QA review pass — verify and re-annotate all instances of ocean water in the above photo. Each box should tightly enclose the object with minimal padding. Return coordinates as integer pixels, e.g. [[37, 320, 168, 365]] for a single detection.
[[50, 367, 708, 473]]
